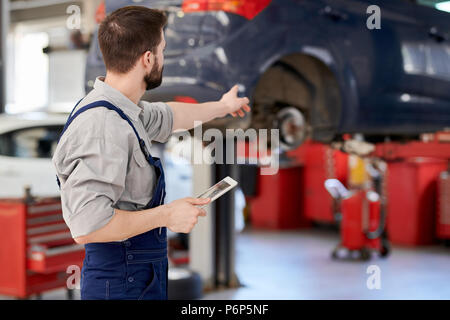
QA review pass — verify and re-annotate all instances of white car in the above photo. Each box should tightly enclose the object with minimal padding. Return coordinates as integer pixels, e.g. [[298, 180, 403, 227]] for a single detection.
[[0, 112, 68, 198]]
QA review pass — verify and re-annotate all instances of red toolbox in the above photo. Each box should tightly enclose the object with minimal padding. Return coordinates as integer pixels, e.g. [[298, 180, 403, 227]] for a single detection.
[[386, 158, 448, 246], [0, 197, 84, 298], [437, 171, 450, 240], [248, 166, 311, 230], [289, 142, 348, 223]]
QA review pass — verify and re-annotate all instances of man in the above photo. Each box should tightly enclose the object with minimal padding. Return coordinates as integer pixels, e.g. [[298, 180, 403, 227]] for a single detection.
[[52, 6, 250, 300]]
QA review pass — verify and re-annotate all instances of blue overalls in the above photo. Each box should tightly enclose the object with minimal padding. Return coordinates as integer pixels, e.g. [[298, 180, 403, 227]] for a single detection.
[[58, 100, 168, 300]]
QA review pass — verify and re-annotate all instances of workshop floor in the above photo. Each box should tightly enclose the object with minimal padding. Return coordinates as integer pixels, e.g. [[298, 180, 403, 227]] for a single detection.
[[205, 228, 450, 300], [2, 228, 449, 300]]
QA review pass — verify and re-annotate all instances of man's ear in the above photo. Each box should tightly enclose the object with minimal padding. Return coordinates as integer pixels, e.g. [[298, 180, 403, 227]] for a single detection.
[[142, 51, 153, 70]]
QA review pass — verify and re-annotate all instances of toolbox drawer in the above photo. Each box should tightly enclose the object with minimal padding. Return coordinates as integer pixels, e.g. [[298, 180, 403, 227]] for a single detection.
[[27, 244, 85, 274], [25, 200, 85, 274], [0, 197, 86, 298]]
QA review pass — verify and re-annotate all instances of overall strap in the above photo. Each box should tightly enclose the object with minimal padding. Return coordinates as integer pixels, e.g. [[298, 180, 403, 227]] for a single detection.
[[56, 97, 83, 144], [67, 98, 83, 123], [56, 100, 156, 189], [61, 100, 138, 142]]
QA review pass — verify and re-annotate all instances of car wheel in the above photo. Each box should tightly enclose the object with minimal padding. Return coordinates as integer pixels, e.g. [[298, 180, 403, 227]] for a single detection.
[[251, 54, 342, 148], [275, 107, 308, 150], [168, 268, 203, 300]]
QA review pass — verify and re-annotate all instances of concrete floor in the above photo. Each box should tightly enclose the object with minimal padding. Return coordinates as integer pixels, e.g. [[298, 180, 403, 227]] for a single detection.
[[206, 228, 450, 300], [2, 228, 450, 300]]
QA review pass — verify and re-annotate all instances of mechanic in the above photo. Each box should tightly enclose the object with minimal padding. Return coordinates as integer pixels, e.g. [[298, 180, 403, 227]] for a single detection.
[[52, 6, 250, 300]]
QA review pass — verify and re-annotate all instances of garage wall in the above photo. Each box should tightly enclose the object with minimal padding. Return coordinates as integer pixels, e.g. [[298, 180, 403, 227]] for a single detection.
[[6, 0, 103, 113]]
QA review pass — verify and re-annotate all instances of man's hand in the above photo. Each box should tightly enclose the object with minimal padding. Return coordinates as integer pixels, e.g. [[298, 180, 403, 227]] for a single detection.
[[168, 85, 251, 131], [164, 198, 211, 233], [220, 85, 251, 118]]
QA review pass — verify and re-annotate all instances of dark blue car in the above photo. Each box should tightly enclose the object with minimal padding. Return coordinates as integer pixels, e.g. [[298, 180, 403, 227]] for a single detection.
[[85, 0, 450, 147]]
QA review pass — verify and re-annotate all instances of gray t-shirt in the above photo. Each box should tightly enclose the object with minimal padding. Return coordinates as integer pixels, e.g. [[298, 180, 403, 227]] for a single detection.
[[52, 77, 173, 238]]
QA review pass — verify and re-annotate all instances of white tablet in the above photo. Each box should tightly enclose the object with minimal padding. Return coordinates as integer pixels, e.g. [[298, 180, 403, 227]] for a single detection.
[[196, 176, 238, 207]]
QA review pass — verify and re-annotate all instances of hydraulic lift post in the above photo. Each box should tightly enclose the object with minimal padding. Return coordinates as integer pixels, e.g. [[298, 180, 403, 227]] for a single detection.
[[214, 139, 239, 288], [189, 137, 239, 291]]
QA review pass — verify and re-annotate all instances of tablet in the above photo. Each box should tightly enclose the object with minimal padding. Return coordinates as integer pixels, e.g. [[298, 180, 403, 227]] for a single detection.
[[196, 176, 238, 207]]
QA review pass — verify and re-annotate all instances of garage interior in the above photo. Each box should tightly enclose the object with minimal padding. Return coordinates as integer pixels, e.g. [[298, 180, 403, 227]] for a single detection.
[[0, 0, 450, 300]]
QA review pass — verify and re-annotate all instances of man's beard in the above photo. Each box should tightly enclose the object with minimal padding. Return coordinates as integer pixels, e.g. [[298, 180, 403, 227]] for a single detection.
[[144, 61, 164, 91]]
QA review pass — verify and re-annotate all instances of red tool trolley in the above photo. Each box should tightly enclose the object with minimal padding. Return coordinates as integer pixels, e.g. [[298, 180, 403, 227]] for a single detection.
[[385, 158, 447, 246], [325, 170, 390, 261], [337, 189, 389, 260], [237, 139, 311, 229], [373, 136, 450, 246], [0, 194, 84, 299]]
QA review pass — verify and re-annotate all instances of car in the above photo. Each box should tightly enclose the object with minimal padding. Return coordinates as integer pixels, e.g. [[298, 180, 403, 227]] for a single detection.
[[0, 112, 170, 199], [0, 113, 67, 198], [86, 0, 450, 148]]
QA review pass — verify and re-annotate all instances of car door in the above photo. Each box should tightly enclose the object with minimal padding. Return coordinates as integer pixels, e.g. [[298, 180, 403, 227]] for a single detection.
[[318, 0, 431, 134], [0, 125, 63, 198]]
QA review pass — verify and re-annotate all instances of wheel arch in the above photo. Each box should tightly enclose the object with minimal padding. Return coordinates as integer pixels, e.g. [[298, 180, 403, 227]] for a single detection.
[[248, 49, 351, 142]]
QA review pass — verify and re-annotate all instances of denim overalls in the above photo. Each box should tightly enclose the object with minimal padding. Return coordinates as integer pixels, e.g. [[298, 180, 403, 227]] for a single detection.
[[58, 100, 168, 300]]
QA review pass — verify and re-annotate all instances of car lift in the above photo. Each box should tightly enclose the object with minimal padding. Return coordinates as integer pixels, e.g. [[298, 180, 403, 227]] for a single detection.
[[189, 138, 240, 292], [339, 132, 450, 161]]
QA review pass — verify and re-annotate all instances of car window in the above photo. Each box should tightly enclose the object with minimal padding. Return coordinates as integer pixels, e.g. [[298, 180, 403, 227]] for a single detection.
[[416, 0, 450, 14], [0, 125, 63, 159]]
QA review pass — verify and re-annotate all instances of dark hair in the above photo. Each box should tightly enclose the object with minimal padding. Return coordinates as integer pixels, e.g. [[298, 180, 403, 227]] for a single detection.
[[98, 6, 167, 74]]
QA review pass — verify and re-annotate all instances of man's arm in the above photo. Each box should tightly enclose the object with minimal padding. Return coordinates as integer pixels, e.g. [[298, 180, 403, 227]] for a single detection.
[[54, 125, 211, 244], [167, 85, 251, 131], [75, 197, 210, 244], [74, 206, 166, 244]]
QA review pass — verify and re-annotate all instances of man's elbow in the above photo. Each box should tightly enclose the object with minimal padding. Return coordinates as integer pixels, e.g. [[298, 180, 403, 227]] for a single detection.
[[73, 226, 113, 245], [74, 236, 90, 245], [70, 207, 117, 245]]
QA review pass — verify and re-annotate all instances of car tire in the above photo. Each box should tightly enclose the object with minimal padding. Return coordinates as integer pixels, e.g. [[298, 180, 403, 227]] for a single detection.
[[168, 268, 203, 300]]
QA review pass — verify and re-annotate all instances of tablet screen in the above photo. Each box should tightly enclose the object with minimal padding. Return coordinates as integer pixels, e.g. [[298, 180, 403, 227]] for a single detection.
[[197, 180, 232, 200]]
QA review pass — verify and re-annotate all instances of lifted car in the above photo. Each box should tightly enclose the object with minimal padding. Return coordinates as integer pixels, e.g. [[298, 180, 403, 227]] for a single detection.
[[86, 0, 450, 148]]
